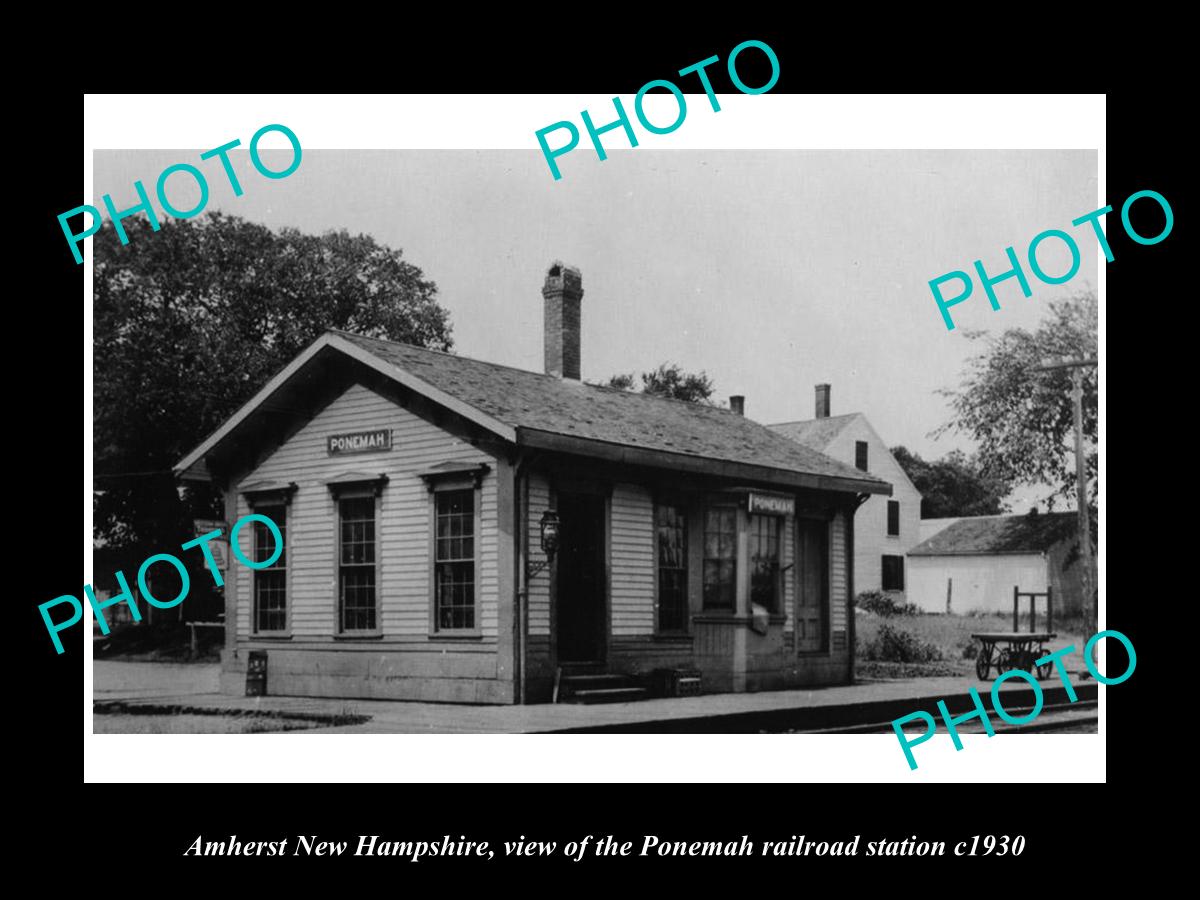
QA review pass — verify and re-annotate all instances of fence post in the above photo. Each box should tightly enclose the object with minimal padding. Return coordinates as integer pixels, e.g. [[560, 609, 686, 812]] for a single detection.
[[946, 577, 953, 614]]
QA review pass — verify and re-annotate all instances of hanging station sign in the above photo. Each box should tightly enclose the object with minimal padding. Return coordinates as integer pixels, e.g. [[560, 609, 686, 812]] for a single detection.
[[748, 491, 795, 516]]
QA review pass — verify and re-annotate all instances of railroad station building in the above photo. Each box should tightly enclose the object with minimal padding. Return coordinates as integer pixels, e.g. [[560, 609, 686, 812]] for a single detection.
[[175, 263, 890, 704]]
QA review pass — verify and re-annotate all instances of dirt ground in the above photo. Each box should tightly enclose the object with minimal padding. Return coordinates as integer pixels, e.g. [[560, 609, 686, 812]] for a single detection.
[[93, 659, 220, 699]]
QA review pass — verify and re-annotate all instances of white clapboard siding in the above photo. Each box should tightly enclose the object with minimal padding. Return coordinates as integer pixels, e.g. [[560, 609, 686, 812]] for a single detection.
[[526, 473, 551, 636], [610, 483, 655, 636], [233, 383, 497, 640], [783, 512, 795, 633], [831, 510, 848, 634]]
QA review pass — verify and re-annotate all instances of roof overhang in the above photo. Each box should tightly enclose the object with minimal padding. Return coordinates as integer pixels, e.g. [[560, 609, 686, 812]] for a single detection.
[[517, 427, 892, 496], [174, 332, 893, 496]]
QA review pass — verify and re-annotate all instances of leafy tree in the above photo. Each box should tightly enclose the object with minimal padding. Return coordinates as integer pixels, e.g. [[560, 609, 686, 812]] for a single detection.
[[936, 290, 1097, 510], [891, 447, 1011, 518], [600, 363, 717, 404], [94, 213, 453, 617]]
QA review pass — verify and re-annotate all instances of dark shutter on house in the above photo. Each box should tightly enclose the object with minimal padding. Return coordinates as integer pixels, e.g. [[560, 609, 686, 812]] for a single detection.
[[882, 555, 905, 591], [887, 500, 900, 536], [855, 441, 869, 471]]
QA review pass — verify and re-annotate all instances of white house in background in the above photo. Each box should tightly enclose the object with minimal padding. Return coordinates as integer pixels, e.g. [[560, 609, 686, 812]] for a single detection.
[[770, 385, 923, 602]]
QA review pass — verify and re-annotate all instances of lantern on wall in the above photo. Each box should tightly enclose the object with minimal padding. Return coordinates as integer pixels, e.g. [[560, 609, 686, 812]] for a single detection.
[[539, 509, 561, 559]]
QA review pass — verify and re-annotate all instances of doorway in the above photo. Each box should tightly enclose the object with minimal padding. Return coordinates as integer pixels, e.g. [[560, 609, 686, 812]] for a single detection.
[[554, 491, 607, 663], [795, 517, 829, 653]]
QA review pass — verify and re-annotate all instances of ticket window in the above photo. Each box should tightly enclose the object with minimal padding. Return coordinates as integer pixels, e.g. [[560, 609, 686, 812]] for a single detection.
[[749, 514, 782, 614], [701, 506, 739, 612]]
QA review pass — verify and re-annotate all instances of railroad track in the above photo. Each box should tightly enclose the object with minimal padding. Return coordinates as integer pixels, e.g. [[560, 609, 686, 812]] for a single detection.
[[791, 700, 1098, 735]]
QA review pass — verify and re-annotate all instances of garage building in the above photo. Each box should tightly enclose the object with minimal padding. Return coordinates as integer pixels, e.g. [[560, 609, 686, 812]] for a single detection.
[[908, 512, 1090, 617]]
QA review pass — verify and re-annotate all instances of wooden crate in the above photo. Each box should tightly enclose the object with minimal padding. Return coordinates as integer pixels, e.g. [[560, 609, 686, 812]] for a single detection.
[[651, 668, 702, 698]]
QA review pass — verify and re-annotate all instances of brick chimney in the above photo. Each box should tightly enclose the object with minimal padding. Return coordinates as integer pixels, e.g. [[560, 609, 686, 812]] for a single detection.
[[815, 383, 831, 418], [729, 395, 745, 415], [543, 262, 583, 380]]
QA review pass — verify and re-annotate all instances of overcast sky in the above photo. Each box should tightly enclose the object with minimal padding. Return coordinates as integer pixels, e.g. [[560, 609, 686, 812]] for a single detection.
[[95, 149, 1097, 503]]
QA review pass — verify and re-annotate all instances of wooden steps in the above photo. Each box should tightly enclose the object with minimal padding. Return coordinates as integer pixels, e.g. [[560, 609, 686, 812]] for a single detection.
[[555, 666, 649, 704]]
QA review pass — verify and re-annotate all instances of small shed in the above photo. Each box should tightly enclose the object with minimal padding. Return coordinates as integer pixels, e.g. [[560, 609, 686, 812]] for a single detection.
[[907, 512, 1091, 617]]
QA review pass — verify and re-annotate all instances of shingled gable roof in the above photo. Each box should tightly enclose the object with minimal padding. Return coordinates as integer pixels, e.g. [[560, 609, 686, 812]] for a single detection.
[[908, 513, 1078, 557], [176, 330, 891, 494], [768, 413, 861, 451]]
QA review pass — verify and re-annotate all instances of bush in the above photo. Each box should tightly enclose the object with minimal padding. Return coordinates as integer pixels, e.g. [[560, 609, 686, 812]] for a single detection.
[[856, 590, 920, 617], [857, 660, 962, 679], [862, 624, 943, 663]]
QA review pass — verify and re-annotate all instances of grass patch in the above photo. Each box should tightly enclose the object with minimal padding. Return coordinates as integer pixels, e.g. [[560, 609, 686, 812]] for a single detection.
[[94, 714, 319, 734], [855, 611, 1088, 679], [93, 701, 369, 734]]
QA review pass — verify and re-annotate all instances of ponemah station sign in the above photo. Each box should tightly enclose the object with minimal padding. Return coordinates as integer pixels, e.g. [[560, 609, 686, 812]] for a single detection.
[[747, 491, 795, 516], [327, 429, 393, 456]]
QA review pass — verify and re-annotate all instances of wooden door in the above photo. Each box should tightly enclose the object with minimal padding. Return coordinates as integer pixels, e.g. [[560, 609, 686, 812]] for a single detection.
[[795, 517, 828, 653], [555, 492, 607, 662]]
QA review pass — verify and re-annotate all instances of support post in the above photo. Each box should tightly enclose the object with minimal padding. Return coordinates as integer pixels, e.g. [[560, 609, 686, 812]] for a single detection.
[[1031, 356, 1096, 653], [1071, 369, 1096, 649]]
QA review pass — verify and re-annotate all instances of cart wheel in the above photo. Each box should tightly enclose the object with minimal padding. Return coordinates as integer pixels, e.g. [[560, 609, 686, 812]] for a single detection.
[[993, 650, 1007, 674], [976, 653, 991, 680]]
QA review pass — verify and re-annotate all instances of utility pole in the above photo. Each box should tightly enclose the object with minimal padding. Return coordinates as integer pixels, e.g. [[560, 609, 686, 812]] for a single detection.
[[1035, 357, 1098, 645]]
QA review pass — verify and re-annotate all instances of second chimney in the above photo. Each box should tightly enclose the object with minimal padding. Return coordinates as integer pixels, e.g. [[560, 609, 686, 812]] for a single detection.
[[543, 262, 583, 380], [729, 395, 745, 416], [815, 383, 831, 418]]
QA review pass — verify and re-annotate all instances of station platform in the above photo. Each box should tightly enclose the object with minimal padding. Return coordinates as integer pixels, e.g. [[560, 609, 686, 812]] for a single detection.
[[93, 660, 1097, 734]]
